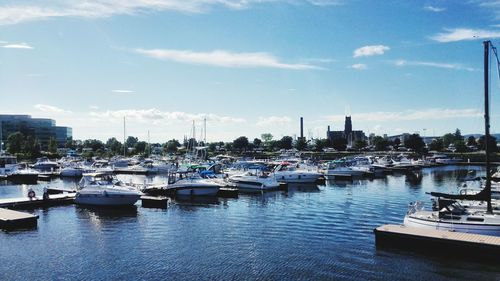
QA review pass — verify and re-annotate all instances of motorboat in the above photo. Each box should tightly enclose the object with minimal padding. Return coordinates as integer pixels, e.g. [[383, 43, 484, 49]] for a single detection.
[[156, 171, 221, 197], [321, 160, 367, 178], [75, 172, 143, 206], [32, 157, 59, 171], [0, 155, 38, 183], [271, 163, 322, 183], [228, 170, 280, 192]]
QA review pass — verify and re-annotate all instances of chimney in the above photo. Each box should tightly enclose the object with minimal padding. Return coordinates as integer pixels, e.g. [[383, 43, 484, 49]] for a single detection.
[[300, 117, 304, 139]]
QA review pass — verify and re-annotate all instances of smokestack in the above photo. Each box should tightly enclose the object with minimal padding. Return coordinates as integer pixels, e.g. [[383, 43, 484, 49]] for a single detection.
[[327, 125, 330, 132], [300, 117, 304, 139]]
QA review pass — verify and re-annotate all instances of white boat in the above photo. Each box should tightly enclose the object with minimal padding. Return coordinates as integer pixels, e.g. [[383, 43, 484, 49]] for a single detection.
[[403, 41, 500, 236], [75, 172, 143, 206], [272, 163, 322, 183], [228, 170, 280, 191], [168, 173, 220, 196], [32, 157, 59, 171], [0, 155, 19, 176], [321, 160, 367, 177]]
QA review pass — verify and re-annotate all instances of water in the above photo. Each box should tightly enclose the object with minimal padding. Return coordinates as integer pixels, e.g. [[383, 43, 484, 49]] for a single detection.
[[0, 166, 499, 280]]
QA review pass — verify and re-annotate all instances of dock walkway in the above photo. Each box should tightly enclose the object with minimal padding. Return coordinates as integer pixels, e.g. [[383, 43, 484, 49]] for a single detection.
[[0, 193, 75, 209], [374, 224, 500, 259], [0, 208, 38, 229]]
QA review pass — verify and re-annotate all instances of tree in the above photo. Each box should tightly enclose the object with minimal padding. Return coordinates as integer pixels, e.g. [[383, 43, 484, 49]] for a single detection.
[[467, 136, 477, 147], [106, 137, 123, 154], [442, 133, 455, 148], [353, 139, 368, 150], [454, 129, 463, 141], [233, 136, 249, 151], [295, 138, 307, 151], [279, 136, 293, 150], [478, 135, 498, 152], [314, 139, 328, 152], [332, 138, 347, 151], [125, 136, 138, 149], [253, 138, 262, 147], [261, 133, 273, 143], [405, 134, 425, 152], [454, 140, 468, 153], [6, 132, 24, 154], [393, 138, 401, 148], [83, 139, 105, 152], [23, 136, 40, 158], [164, 140, 179, 153], [65, 138, 76, 149], [428, 138, 444, 152], [134, 141, 148, 154], [372, 136, 389, 151], [48, 137, 58, 154]]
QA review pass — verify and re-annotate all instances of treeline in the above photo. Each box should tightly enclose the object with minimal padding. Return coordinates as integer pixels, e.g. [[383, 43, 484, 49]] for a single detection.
[[3, 129, 498, 159]]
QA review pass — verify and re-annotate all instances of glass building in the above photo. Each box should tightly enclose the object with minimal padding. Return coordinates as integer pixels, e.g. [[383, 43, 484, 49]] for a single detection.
[[0, 115, 72, 150]]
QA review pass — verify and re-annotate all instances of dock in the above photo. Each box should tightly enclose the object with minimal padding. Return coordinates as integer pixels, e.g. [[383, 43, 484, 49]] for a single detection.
[[0, 208, 38, 230], [141, 196, 169, 208], [0, 193, 75, 209], [374, 224, 500, 260]]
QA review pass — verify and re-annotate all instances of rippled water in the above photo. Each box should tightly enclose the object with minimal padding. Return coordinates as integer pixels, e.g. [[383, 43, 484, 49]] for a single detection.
[[0, 166, 499, 280]]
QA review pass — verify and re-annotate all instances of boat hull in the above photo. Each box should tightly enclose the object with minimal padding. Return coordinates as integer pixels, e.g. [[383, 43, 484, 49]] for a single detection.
[[75, 193, 141, 206], [404, 216, 500, 236]]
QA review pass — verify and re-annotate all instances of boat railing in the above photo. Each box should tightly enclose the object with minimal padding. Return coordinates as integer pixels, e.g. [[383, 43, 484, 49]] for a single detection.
[[406, 201, 424, 215]]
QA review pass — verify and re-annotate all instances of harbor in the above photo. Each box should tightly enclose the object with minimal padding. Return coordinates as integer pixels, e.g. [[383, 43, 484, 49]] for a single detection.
[[0, 164, 499, 279]]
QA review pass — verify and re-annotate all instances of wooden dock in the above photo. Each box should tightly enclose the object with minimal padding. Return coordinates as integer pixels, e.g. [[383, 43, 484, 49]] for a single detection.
[[0, 193, 75, 209], [141, 196, 169, 208], [0, 208, 38, 230], [374, 224, 500, 260]]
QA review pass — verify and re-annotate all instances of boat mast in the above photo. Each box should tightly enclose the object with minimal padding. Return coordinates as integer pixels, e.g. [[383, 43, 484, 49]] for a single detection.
[[484, 40, 493, 214], [123, 116, 126, 157]]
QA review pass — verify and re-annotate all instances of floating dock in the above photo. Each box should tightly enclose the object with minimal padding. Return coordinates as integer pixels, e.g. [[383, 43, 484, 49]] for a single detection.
[[0, 208, 38, 230], [374, 224, 500, 260], [141, 196, 169, 208], [0, 193, 75, 209]]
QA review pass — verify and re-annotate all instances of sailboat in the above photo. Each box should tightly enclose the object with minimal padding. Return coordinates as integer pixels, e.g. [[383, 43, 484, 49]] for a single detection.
[[403, 41, 500, 236]]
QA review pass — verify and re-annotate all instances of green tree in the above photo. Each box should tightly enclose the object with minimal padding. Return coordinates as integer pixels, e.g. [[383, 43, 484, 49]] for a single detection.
[[125, 136, 138, 148], [478, 135, 498, 152], [405, 134, 425, 152], [48, 137, 58, 154], [393, 138, 401, 148], [83, 139, 105, 152], [442, 133, 455, 148], [106, 137, 123, 155], [353, 139, 368, 150], [453, 140, 468, 153], [295, 138, 307, 151], [6, 132, 24, 154], [428, 138, 444, 151], [134, 141, 148, 154], [454, 128, 463, 141], [466, 136, 477, 147], [23, 136, 40, 158], [164, 140, 179, 153], [253, 138, 262, 147], [280, 136, 293, 150], [233, 136, 249, 151], [261, 133, 273, 143], [372, 136, 389, 151], [65, 138, 76, 149], [331, 138, 347, 151]]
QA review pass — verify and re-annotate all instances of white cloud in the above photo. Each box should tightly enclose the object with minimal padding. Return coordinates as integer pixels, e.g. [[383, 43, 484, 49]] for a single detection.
[[0, 1, 343, 25], [424, 6, 446, 12], [2, 43, 33, 49], [430, 28, 500, 42], [112, 89, 135, 94], [256, 116, 292, 126], [393, 59, 477, 71], [353, 45, 389, 58], [89, 105, 99, 110], [34, 104, 71, 114], [324, 108, 481, 123], [135, 48, 320, 70], [89, 108, 246, 124], [350, 63, 367, 70]]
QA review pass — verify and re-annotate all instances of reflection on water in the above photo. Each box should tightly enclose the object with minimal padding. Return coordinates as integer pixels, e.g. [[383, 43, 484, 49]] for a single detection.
[[0, 165, 498, 280]]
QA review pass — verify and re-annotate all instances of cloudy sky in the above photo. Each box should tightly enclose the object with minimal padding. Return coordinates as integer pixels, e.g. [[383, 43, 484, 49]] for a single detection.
[[1, 0, 499, 142]]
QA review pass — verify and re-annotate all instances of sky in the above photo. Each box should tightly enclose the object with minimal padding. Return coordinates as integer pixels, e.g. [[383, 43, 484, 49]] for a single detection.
[[1, 0, 500, 142]]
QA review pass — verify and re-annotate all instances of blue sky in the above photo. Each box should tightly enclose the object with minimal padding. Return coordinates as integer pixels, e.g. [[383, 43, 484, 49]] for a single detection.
[[1, 0, 500, 142]]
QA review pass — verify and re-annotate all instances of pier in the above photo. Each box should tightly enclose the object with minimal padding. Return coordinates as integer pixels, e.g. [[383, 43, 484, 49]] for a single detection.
[[0, 193, 76, 209], [374, 224, 500, 260], [0, 208, 38, 230]]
